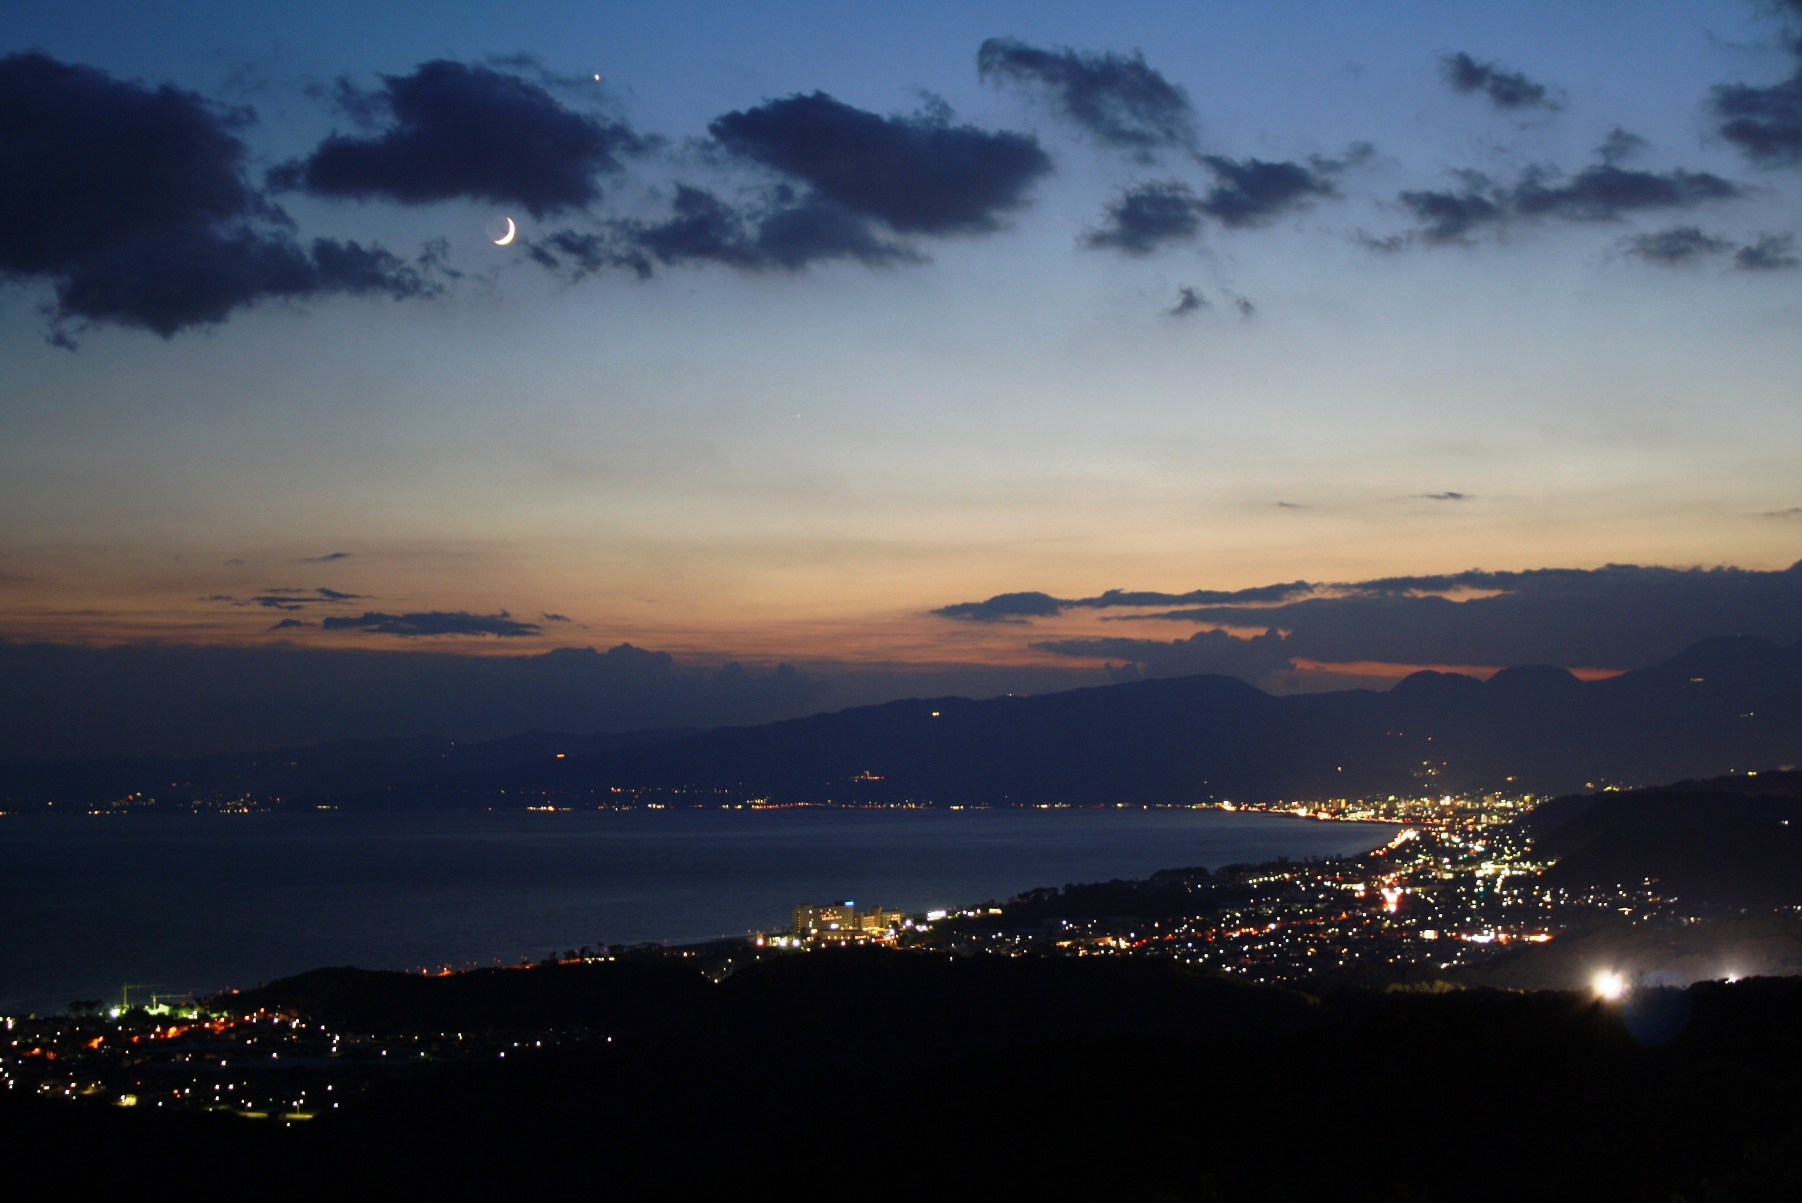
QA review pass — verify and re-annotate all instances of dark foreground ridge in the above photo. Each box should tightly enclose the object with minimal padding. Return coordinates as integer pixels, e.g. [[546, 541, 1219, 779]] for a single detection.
[[6, 954, 1802, 1200]]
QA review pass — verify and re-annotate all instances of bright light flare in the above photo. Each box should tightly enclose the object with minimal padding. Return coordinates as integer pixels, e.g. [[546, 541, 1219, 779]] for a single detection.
[[1593, 971, 1627, 1000]]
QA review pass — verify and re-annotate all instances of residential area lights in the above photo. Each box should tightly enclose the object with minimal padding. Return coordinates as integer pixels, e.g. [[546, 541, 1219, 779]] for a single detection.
[[0, 1005, 595, 1118], [1, 789, 1722, 1118], [743, 791, 1705, 987], [884, 789, 1702, 986]]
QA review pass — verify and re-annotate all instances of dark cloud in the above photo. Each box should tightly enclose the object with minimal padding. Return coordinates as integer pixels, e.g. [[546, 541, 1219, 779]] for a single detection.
[[1711, 55, 1802, 167], [49, 230, 437, 343], [1514, 165, 1741, 220], [751, 191, 918, 267], [1597, 127, 1649, 165], [1627, 226, 1734, 265], [1420, 491, 1472, 500], [975, 38, 1196, 152], [1085, 181, 1202, 254], [252, 594, 355, 610], [1032, 626, 1295, 681], [272, 60, 640, 216], [933, 582, 1313, 622], [1402, 164, 1743, 243], [537, 92, 1050, 279], [1228, 292, 1256, 317], [1084, 155, 1343, 255], [0, 53, 437, 341], [1736, 232, 1800, 269], [1354, 229, 1412, 253], [1766, 507, 1802, 516], [301, 552, 352, 562], [526, 228, 651, 281], [1398, 177, 1507, 241], [707, 92, 1051, 236], [1169, 285, 1206, 316], [619, 186, 764, 270], [538, 94, 1048, 278], [541, 613, 572, 622], [207, 588, 365, 611], [1090, 583, 1312, 608], [0, 52, 256, 275], [1616, 227, 1797, 270], [268, 619, 309, 631], [1194, 155, 1339, 227], [932, 591, 1067, 624], [1440, 52, 1561, 111], [320, 610, 542, 638], [952, 561, 1802, 677], [612, 185, 915, 273]]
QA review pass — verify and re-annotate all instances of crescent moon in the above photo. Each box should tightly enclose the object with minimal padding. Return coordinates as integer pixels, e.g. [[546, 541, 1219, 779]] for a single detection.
[[493, 217, 516, 246]]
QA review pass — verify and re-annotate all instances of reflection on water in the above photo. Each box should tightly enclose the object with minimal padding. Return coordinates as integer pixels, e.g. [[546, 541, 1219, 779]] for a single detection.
[[0, 807, 1391, 1013]]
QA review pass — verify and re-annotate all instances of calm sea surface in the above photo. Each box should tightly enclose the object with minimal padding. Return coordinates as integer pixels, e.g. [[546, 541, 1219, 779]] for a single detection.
[[0, 808, 1392, 1014]]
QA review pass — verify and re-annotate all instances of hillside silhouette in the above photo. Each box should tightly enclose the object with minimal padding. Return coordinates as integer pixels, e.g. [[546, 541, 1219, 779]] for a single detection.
[[8, 635, 1796, 810], [1519, 771, 1802, 910], [327, 635, 1802, 807]]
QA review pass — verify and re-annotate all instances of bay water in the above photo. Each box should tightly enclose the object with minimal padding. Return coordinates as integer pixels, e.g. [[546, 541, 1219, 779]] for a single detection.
[[0, 807, 1392, 1014]]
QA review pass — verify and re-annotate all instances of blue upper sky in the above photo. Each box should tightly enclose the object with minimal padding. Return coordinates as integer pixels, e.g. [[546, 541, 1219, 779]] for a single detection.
[[2, 0, 1800, 696]]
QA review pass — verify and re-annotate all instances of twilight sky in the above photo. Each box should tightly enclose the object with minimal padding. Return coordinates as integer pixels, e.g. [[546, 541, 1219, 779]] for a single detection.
[[3, 0, 1802, 731]]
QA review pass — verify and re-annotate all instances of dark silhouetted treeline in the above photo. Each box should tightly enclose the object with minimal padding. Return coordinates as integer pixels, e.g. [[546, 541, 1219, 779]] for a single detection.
[[1521, 772, 1802, 908], [7, 952, 1802, 1199]]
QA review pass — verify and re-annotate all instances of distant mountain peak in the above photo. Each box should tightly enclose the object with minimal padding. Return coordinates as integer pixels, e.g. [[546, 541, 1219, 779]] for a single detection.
[[1485, 665, 1581, 693]]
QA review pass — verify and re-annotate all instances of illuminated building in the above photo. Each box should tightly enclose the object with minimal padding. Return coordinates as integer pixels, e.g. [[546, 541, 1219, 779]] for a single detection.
[[792, 902, 905, 941]]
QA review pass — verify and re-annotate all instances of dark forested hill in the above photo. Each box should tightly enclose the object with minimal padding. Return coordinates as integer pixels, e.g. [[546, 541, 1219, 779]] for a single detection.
[[14, 959, 1802, 1201], [1517, 771, 1802, 909], [320, 635, 1802, 808]]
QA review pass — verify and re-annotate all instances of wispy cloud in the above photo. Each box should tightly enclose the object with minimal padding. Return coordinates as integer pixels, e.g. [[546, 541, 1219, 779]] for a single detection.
[[1168, 286, 1206, 317], [206, 588, 367, 611], [977, 37, 1196, 153], [1440, 52, 1562, 112], [1400, 164, 1743, 244], [319, 610, 542, 637]]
